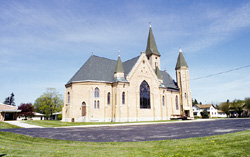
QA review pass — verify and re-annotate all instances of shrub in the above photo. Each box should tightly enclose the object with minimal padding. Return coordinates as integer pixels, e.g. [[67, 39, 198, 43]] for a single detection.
[[201, 109, 209, 118], [57, 114, 62, 120]]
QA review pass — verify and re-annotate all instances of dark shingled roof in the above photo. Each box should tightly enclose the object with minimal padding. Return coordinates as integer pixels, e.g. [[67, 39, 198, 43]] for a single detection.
[[123, 56, 140, 76], [67, 55, 179, 90], [67, 55, 117, 84], [160, 71, 179, 90], [67, 55, 139, 84]]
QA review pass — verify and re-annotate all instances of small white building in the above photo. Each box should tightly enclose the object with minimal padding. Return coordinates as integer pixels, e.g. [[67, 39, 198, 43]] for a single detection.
[[193, 104, 227, 118], [17, 112, 45, 120]]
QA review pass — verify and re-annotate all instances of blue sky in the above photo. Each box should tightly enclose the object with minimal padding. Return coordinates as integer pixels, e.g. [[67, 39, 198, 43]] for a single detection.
[[1, 0, 250, 106]]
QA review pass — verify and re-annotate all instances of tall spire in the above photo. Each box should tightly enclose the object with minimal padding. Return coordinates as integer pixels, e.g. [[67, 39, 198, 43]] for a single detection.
[[175, 49, 188, 70], [114, 55, 124, 73], [145, 25, 160, 56]]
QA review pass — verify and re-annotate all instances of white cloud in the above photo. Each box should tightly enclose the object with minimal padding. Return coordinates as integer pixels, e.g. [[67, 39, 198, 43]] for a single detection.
[[182, 2, 250, 54]]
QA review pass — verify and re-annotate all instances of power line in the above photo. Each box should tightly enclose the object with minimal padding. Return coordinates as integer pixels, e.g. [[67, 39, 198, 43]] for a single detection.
[[191, 64, 250, 81]]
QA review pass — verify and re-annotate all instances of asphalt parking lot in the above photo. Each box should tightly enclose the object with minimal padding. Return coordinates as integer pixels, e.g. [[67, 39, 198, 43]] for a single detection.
[[2, 119, 250, 142]]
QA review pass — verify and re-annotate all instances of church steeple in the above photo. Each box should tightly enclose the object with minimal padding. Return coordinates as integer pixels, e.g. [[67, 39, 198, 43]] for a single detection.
[[175, 49, 188, 70], [145, 24, 161, 70], [145, 25, 161, 57]]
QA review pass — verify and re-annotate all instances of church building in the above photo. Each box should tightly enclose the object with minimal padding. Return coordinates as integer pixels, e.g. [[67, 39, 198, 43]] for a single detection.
[[62, 26, 194, 122]]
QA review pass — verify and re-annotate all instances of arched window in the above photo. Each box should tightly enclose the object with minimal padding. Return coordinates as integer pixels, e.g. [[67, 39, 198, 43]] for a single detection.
[[97, 100, 100, 109], [185, 93, 187, 99], [122, 92, 125, 104], [82, 102, 86, 116], [176, 96, 179, 110], [107, 92, 110, 105], [94, 100, 96, 109], [140, 81, 150, 108], [95, 87, 99, 98], [162, 96, 165, 106], [67, 92, 70, 104]]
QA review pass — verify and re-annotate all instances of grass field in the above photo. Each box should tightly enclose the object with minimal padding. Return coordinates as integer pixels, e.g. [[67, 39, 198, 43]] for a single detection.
[[23, 120, 180, 127], [0, 122, 22, 129], [0, 130, 250, 156]]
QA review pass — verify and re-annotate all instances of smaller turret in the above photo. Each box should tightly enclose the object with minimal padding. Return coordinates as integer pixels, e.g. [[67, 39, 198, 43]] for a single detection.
[[175, 49, 188, 70], [175, 49, 193, 118], [114, 53, 125, 79]]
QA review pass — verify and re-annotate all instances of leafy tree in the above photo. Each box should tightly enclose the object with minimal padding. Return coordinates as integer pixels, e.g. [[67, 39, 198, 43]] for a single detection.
[[220, 101, 230, 117], [215, 104, 220, 110], [34, 88, 63, 119], [3, 92, 15, 106], [18, 103, 34, 119], [245, 97, 250, 110], [230, 99, 245, 117], [201, 108, 209, 118]]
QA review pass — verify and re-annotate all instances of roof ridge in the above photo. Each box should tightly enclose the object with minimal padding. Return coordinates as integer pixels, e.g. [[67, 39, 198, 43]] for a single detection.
[[123, 55, 140, 63], [92, 55, 117, 62]]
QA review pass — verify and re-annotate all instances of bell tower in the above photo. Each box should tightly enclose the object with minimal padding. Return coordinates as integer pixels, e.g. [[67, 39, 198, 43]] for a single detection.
[[145, 24, 161, 70], [175, 49, 193, 118]]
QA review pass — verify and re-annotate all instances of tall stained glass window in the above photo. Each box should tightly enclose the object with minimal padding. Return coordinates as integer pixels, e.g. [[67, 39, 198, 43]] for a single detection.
[[140, 81, 150, 108]]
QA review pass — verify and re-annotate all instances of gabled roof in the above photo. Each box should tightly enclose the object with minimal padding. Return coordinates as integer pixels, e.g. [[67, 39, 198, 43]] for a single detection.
[[67, 55, 140, 84], [0, 103, 20, 112], [175, 51, 188, 70], [67, 55, 117, 84], [145, 27, 160, 56], [194, 104, 214, 109], [67, 54, 179, 91], [114, 56, 124, 73]]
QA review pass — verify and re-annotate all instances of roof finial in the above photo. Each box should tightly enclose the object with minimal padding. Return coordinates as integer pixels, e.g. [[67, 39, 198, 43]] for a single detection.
[[118, 50, 120, 57], [149, 22, 152, 28], [179, 47, 182, 53]]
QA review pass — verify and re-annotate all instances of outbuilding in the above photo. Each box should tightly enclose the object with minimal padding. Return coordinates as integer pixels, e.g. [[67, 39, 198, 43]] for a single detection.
[[0, 103, 21, 121]]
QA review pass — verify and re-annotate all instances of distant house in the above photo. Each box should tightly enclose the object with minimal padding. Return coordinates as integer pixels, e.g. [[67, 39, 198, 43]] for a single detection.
[[0, 103, 21, 121], [17, 112, 45, 120], [193, 104, 227, 118]]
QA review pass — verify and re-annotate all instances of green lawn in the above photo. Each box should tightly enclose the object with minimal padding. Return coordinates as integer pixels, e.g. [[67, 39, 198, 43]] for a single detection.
[[0, 122, 22, 129], [0, 130, 250, 156], [23, 120, 179, 127]]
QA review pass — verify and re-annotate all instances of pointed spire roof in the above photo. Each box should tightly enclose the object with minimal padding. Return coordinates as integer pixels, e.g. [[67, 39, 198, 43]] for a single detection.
[[145, 26, 160, 56], [155, 66, 163, 80], [115, 55, 124, 73], [175, 49, 188, 70]]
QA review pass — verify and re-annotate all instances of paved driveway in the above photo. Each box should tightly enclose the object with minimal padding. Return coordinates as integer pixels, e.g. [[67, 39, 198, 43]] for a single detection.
[[1, 119, 250, 142]]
